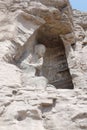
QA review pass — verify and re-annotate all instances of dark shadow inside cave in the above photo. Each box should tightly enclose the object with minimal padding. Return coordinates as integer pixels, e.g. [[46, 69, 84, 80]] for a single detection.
[[36, 34, 74, 89]]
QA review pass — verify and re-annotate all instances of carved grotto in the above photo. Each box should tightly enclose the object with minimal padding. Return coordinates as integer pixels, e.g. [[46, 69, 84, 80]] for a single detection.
[[36, 28, 74, 89]]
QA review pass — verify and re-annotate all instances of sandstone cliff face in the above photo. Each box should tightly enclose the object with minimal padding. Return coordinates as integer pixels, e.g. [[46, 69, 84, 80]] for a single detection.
[[0, 0, 87, 130]]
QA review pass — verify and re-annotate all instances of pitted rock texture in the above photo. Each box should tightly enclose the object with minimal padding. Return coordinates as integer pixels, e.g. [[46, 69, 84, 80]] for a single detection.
[[0, 0, 87, 130]]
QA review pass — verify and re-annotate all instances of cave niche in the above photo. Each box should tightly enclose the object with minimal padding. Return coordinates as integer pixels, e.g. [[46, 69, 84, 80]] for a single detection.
[[37, 33, 74, 89]]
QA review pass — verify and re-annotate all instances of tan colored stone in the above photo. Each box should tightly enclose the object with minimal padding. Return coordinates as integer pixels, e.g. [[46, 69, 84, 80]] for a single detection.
[[0, 0, 87, 130]]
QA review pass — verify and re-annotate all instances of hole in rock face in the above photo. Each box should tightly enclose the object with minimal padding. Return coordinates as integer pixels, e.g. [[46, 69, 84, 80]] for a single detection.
[[15, 111, 28, 121], [36, 33, 74, 89]]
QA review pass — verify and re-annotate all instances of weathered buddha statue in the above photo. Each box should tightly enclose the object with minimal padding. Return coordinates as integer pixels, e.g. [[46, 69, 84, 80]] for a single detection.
[[20, 44, 46, 76]]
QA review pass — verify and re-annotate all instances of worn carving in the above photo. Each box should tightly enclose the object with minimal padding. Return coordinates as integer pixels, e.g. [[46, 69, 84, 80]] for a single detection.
[[0, 0, 87, 130]]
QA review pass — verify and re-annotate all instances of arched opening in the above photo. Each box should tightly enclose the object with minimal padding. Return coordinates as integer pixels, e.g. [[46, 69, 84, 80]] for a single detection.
[[36, 33, 74, 89]]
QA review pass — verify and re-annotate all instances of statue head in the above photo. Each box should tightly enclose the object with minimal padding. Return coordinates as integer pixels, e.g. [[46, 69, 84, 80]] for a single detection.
[[35, 44, 46, 57]]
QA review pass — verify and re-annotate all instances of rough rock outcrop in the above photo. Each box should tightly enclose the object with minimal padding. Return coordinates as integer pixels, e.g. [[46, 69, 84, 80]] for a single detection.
[[0, 0, 87, 130]]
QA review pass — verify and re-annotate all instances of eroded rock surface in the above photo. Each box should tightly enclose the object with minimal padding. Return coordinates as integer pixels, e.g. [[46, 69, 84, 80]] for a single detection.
[[0, 0, 87, 130]]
